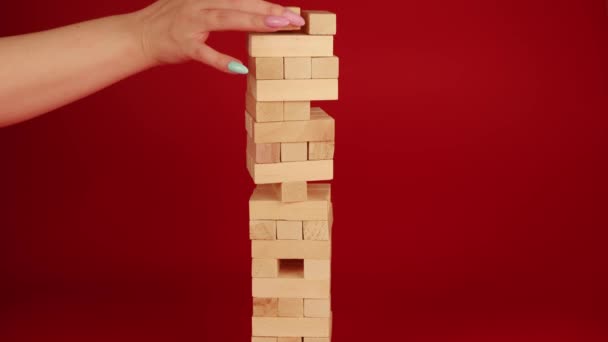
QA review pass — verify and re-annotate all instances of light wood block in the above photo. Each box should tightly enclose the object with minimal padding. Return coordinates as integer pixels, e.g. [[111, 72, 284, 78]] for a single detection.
[[249, 34, 333, 57], [249, 183, 331, 221], [252, 317, 330, 337], [250, 220, 277, 240], [246, 93, 284, 122], [281, 142, 308, 162], [303, 11, 337, 35], [311, 57, 339, 79], [248, 136, 281, 164], [277, 338, 301, 342], [284, 57, 312, 79], [284, 101, 311, 121], [252, 258, 279, 278], [304, 260, 330, 280], [303, 221, 330, 241], [277, 221, 303, 240], [308, 142, 335, 160], [253, 297, 278, 317], [246, 108, 334, 144], [303, 338, 330, 342], [253, 278, 329, 298], [250, 57, 284, 80], [249, 76, 338, 101], [252, 240, 331, 260], [278, 298, 304, 317], [252, 338, 277, 342], [272, 181, 308, 203], [304, 299, 330, 318], [247, 159, 333, 184]]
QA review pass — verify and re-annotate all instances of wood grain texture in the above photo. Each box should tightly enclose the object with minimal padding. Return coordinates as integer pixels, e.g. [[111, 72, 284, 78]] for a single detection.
[[249, 76, 338, 101], [276, 220, 303, 240], [252, 317, 331, 337], [250, 220, 277, 240], [246, 108, 334, 144], [302, 11, 337, 35], [252, 240, 331, 260], [311, 56, 339, 79], [248, 159, 333, 184], [249, 183, 331, 220], [272, 181, 308, 203], [249, 34, 333, 57]]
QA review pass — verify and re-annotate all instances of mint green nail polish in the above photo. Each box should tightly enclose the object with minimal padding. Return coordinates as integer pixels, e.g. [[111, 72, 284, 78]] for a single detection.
[[228, 61, 248, 74]]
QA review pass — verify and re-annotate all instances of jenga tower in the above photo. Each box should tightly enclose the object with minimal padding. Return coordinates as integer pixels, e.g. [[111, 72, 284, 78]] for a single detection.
[[246, 7, 338, 342]]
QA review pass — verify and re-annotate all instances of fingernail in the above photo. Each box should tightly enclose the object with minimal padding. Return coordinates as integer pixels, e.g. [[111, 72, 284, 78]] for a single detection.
[[228, 61, 248, 74], [264, 15, 290, 28], [282, 9, 305, 26]]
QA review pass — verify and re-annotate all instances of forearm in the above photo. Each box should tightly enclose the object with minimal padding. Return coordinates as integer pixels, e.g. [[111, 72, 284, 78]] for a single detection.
[[0, 12, 153, 127]]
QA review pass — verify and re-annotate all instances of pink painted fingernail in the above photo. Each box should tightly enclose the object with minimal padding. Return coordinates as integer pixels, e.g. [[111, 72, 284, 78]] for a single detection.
[[282, 9, 305, 26], [264, 15, 290, 28]]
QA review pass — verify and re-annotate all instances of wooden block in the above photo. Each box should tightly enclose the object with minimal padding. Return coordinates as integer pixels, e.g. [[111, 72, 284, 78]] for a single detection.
[[253, 297, 278, 317], [252, 317, 330, 337], [252, 258, 279, 278], [304, 260, 330, 280], [272, 181, 308, 203], [281, 143, 308, 162], [304, 299, 330, 318], [253, 278, 329, 298], [249, 34, 333, 57], [303, 338, 329, 342], [277, 338, 301, 342], [248, 135, 281, 164], [249, 76, 338, 101], [277, 221, 303, 240], [302, 11, 337, 35], [248, 159, 333, 184], [284, 57, 312, 79], [252, 338, 277, 342], [308, 142, 335, 160], [246, 93, 284, 122], [284, 101, 311, 121], [250, 220, 277, 240], [311, 57, 339, 79], [278, 298, 304, 317], [250, 183, 331, 221], [246, 108, 334, 144], [250, 57, 284, 80], [303, 221, 330, 241], [252, 240, 331, 260]]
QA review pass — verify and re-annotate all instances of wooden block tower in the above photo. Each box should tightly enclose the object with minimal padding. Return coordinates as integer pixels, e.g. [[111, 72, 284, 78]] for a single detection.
[[246, 7, 338, 342]]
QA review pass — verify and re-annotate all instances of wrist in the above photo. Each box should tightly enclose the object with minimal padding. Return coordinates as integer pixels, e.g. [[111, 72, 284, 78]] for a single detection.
[[123, 10, 162, 70]]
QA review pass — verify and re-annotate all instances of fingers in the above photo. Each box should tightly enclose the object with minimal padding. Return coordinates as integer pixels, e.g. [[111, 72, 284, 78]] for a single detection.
[[191, 43, 247, 74], [202, 0, 305, 26], [202, 9, 290, 32], [203, 0, 285, 16]]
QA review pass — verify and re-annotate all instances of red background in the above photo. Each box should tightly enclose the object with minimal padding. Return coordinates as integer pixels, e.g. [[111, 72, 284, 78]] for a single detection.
[[1, 0, 608, 340]]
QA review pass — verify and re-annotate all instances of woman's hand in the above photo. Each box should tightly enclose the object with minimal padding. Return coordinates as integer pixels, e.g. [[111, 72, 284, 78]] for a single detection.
[[135, 0, 305, 73]]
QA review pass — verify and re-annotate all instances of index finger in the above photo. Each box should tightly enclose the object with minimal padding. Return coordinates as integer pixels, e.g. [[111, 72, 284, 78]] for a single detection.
[[203, 0, 285, 16]]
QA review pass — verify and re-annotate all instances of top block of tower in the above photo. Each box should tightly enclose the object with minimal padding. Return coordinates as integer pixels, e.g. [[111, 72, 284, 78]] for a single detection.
[[303, 10, 337, 35]]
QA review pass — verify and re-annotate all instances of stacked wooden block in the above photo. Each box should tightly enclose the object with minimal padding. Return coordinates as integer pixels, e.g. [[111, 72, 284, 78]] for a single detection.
[[246, 8, 338, 342]]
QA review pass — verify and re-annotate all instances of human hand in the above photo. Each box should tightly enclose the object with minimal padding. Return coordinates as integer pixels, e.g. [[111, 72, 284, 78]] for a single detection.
[[134, 0, 304, 73]]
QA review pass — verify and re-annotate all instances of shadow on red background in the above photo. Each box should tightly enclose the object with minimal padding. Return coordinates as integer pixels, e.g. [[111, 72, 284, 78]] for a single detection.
[[1, 0, 608, 341]]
